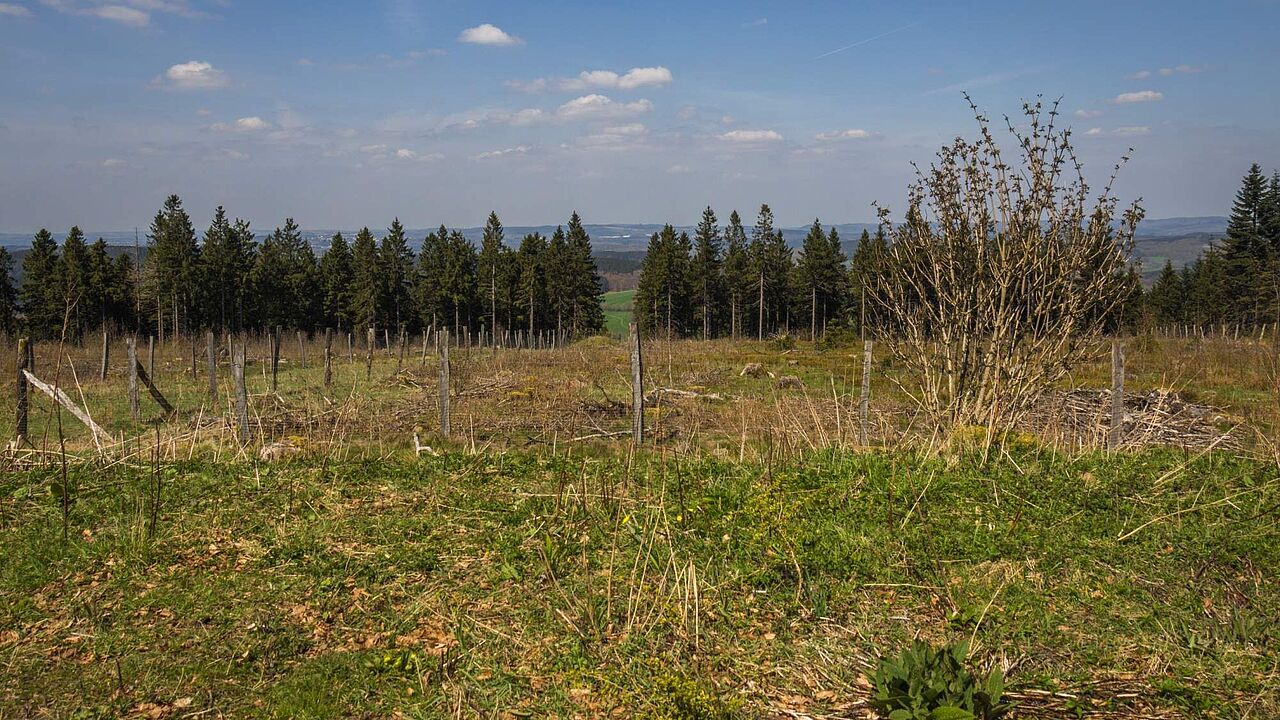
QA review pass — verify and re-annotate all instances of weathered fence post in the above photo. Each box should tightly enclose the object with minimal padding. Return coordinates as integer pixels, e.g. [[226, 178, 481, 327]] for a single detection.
[[859, 339, 873, 446], [232, 341, 250, 444], [347, 332, 354, 364], [397, 328, 406, 371], [99, 330, 109, 380], [323, 328, 333, 388], [15, 338, 29, 444], [148, 334, 155, 377], [630, 323, 644, 445], [365, 327, 374, 380], [297, 330, 306, 368], [1109, 340, 1125, 451], [190, 336, 197, 379], [269, 327, 281, 392], [384, 328, 391, 357], [127, 336, 140, 421], [206, 330, 217, 402], [439, 329, 451, 438]]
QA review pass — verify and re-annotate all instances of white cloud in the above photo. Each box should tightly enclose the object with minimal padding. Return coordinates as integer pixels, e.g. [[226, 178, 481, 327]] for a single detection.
[[196, 108, 211, 116], [360, 144, 388, 154], [40, 0, 208, 26], [212, 116, 271, 132], [720, 129, 782, 143], [508, 108, 546, 126], [556, 94, 652, 120], [394, 148, 416, 159], [1159, 64, 1204, 76], [89, 4, 147, 25], [1111, 90, 1162, 104], [567, 66, 672, 91], [747, 17, 767, 27], [102, 157, 125, 168], [473, 145, 529, 160], [296, 57, 314, 67], [458, 23, 522, 46], [1084, 126, 1150, 138], [154, 60, 229, 90], [720, 115, 736, 125], [1127, 70, 1151, 80], [514, 66, 673, 93], [1074, 109, 1103, 119], [667, 164, 692, 174], [815, 128, 872, 141], [602, 123, 646, 136], [0, 3, 32, 17]]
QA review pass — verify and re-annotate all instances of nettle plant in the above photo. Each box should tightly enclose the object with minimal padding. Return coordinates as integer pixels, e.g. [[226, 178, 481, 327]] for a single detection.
[[869, 641, 1009, 720], [870, 95, 1143, 438]]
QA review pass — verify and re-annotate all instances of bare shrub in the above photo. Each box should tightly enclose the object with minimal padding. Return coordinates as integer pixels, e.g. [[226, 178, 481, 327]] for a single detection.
[[871, 96, 1143, 435]]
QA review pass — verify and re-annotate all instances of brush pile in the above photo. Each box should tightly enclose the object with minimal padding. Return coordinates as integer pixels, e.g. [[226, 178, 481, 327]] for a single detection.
[[1028, 388, 1241, 451]]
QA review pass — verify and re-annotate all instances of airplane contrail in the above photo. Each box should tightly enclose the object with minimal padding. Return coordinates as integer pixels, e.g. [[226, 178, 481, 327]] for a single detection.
[[812, 22, 919, 60]]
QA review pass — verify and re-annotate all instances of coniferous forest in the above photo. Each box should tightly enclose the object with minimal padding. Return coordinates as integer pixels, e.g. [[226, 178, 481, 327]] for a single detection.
[[2, 162, 1278, 343], [3, 197, 606, 342]]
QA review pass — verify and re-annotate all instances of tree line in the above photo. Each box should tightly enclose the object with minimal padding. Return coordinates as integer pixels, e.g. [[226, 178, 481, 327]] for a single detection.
[[1145, 163, 1280, 329], [633, 203, 910, 340], [2, 195, 606, 342]]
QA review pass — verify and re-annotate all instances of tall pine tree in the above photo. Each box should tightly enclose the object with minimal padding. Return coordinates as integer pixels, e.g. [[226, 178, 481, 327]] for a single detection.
[[689, 207, 724, 339], [19, 229, 62, 339]]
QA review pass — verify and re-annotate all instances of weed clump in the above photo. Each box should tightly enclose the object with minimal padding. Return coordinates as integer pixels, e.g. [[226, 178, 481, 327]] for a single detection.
[[645, 675, 741, 720], [869, 641, 1008, 720]]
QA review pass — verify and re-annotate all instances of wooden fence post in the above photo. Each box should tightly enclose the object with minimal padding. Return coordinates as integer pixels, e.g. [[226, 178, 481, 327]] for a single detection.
[[190, 335, 197, 379], [630, 323, 644, 445], [323, 328, 333, 388], [206, 330, 217, 402], [347, 332, 354, 364], [439, 330, 451, 438], [232, 341, 250, 444], [397, 328, 406, 371], [297, 330, 306, 368], [99, 330, 109, 380], [148, 334, 155, 377], [1109, 340, 1125, 451], [365, 327, 374, 380], [859, 339, 873, 446], [127, 336, 140, 421], [15, 338, 29, 444], [269, 327, 281, 392]]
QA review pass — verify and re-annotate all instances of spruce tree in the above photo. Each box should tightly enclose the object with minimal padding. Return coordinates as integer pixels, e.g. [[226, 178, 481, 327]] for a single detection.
[[60, 226, 91, 339], [380, 219, 415, 331], [515, 232, 547, 337], [749, 204, 791, 339], [1222, 164, 1272, 325], [477, 211, 508, 336], [440, 229, 478, 333], [142, 195, 200, 337], [565, 212, 605, 336], [721, 211, 751, 339], [413, 227, 447, 331], [19, 229, 61, 339], [200, 207, 256, 331], [690, 206, 724, 339], [0, 247, 16, 336], [634, 225, 693, 337], [85, 238, 112, 331], [109, 252, 138, 332], [544, 226, 570, 335], [318, 233, 353, 331], [350, 227, 381, 331], [794, 219, 847, 339], [1147, 259, 1184, 324]]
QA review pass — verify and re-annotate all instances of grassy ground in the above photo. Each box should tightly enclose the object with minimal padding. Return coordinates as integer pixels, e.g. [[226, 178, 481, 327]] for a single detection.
[[602, 290, 635, 338], [1, 446, 1276, 718]]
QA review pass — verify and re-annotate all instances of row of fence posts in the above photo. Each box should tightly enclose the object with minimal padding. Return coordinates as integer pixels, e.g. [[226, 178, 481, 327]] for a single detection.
[[12, 329, 1133, 452]]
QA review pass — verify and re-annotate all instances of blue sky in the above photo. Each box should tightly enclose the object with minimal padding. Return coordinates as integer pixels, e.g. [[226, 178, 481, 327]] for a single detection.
[[1, 0, 1278, 232]]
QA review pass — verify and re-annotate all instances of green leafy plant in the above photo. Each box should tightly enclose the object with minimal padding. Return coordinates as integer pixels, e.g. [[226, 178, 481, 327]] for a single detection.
[[646, 675, 741, 720], [869, 641, 1009, 720]]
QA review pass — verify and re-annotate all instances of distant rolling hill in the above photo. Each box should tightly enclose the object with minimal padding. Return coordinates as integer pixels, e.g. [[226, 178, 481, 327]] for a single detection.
[[1, 217, 1227, 286]]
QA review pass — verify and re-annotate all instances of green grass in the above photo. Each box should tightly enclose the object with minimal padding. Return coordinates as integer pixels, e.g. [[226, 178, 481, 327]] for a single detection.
[[2, 447, 1276, 718], [602, 289, 635, 337]]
